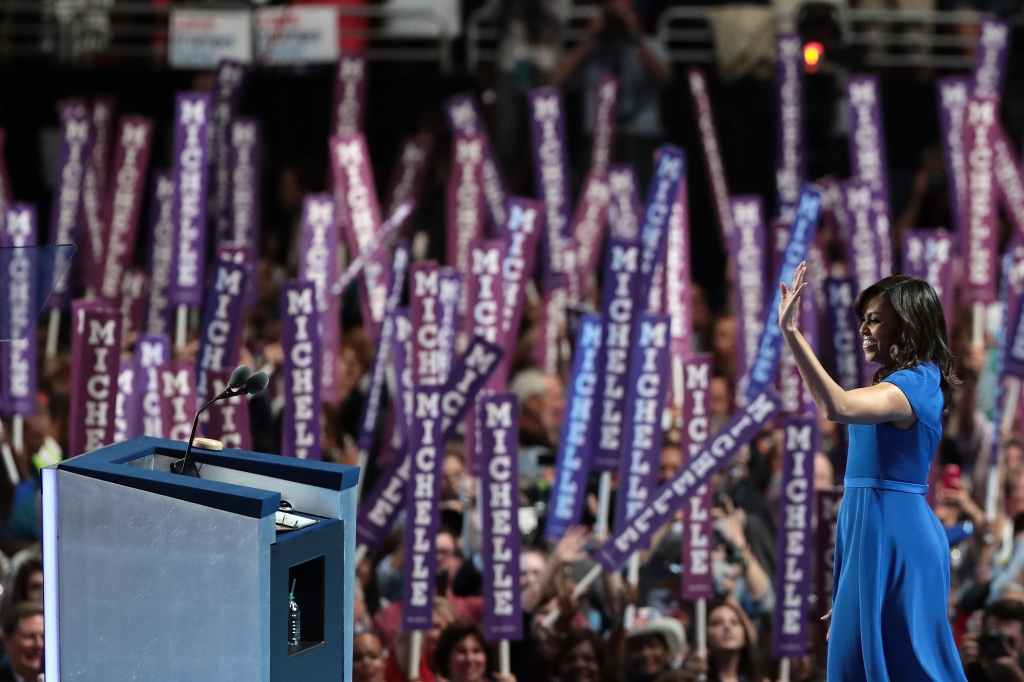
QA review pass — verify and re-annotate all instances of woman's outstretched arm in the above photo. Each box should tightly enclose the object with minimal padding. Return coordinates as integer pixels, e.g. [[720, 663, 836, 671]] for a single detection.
[[779, 263, 914, 425]]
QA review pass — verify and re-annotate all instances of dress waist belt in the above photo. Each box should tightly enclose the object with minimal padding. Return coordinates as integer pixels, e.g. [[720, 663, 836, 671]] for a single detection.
[[844, 477, 928, 495]]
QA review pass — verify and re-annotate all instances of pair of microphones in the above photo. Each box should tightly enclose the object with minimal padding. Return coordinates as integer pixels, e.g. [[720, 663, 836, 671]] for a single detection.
[[170, 366, 269, 477]]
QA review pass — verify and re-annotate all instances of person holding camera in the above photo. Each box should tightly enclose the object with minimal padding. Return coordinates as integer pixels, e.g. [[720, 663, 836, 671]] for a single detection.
[[961, 600, 1024, 682], [552, 0, 671, 191]]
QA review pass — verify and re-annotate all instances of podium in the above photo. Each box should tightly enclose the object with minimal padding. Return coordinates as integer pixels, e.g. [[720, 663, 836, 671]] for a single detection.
[[41, 436, 359, 682]]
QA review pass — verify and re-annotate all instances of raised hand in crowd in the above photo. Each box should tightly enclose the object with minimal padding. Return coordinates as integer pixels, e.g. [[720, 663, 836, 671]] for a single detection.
[[522, 526, 590, 614]]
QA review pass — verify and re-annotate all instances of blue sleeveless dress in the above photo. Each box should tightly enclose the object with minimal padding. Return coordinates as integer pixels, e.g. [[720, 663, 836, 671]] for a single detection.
[[828, 362, 967, 682]]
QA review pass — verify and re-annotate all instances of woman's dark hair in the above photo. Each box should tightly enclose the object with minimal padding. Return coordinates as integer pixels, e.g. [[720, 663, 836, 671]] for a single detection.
[[558, 628, 618, 682], [2, 557, 43, 621], [706, 600, 760, 682], [853, 275, 960, 408], [433, 620, 496, 680]]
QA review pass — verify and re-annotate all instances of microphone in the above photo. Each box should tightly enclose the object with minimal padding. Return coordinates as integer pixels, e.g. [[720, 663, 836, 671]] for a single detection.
[[171, 366, 258, 477]]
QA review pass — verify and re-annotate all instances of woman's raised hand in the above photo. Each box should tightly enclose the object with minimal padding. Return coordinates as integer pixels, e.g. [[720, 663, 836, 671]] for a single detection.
[[778, 261, 808, 333]]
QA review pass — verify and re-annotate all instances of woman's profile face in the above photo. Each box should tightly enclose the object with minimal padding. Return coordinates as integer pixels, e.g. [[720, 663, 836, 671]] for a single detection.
[[707, 605, 745, 653], [448, 635, 488, 682], [559, 640, 600, 682], [352, 633, 386, 682], [859, 295, 901, 367]]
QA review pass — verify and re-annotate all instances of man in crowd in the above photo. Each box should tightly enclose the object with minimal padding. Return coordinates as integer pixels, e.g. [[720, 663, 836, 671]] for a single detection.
[[0, 602, 43, 682], [962, 599, 1024, 682]]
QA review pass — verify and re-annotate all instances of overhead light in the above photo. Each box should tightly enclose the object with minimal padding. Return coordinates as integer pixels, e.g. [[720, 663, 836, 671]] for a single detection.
[[804, 41, 824, 73]]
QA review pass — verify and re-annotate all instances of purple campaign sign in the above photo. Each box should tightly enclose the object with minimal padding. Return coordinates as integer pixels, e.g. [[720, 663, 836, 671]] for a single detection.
[[438, 338, 505, 436], [822, 278, 864, 392], [206, 369, 252, 451], [596, 390, 783, 572], [401, 386, 445, 631], [69, 303, 121, 457], [666, 177, 692, 360], [592, 238, 642, 472], [332, 54, 367, 137], [157, 360, 196, 442], [217, 242, 256, 312], [776, 33, 805, 222], [438, 270, 462, 384], [591, 75, 619, 179], [681, 354, 714, 599], [687, 68, 732, 248], [529, 88, 573, 276], [902, 230, 954, 329], [281, 281, 322, 460], [845, 75, 892, 274], [972, 19, 1011, 98], [937, 78, 970, 234], [209, 60, 247, 245], [532, 273, 566, 375], [613, 314, 671, 531], [444, 93, 508, 236], [546, 313, 602, 541], [571, 175, 611, 285], [446, 133, 485, 285], [134, 333, 169, 438], [730, 196, 766, 400], [298, 194, 341, 404], [357, 450, 412, 550], [100, 116, 154, 301], [608, 165, 641, 240], [168, 93, 211, 307], [228, 118, 260, 248], [195, 261, 248, 404], [639, 147, 686, 296], [1005, 287, 1024, 379], [79, 97, 116, 293], [479, 394, 523, 641], [146, 170, 176, 336], [495, 199, 543, 385], [47, 101, 93, 310], [771, 417, 817, 658], [0, 205, 38, 417], [816, 488, 843, 618], [385, 135, 434, 218], [746, 185, 822, 401], [962, 96, 1000, 304], [392, 309, 413, 447], [356, 242, 410, 454], [119, 269, 149, 341], [113, 360, 140, 443], [840, 180, 881, 296], [410, 262, 442, 386], [994, 126, 1024, 243]]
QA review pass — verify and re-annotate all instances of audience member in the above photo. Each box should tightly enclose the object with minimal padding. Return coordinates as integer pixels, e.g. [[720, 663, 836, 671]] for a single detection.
[[0, 602, 43, 682]]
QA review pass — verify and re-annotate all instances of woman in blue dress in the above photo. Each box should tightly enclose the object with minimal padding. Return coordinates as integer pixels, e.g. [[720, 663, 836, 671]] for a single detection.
[[779, 264, 967, 682]]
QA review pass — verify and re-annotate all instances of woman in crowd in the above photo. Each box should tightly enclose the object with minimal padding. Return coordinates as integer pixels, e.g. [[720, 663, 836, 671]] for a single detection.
[[433, 620, 515, 682], [682, 600, 761, 682], [556, 628, 618, 682], [779, 265, 965, 680], [353, 631, 387, 682]]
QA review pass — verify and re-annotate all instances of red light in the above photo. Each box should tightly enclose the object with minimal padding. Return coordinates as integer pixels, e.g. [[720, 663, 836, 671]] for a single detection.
[[803, 41, 824, 73]]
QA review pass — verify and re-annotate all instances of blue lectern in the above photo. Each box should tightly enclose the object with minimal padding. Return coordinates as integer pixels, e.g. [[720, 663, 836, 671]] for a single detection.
[[41, 436, 359, 682]]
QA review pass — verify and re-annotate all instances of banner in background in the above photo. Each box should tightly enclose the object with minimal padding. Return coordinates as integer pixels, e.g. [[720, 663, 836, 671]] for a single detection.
[[206, 368, 252, 450], [840, 180, 881, 295], [447, 133, 486, 288], [217, 242, 256, 311], [392, 309, 413, 446], [639, 147, 686, 298], [776, 33, 805, 222], [771, 417, 817, 658], [937, 78, 969, 234], [613, 314, 671, 530], [592, 238, 642, 472], [401, 386, 445, 631], [47, 100, 92, 310], [479, 393, 523, 642], [0, 205, 37, 417], [332, 54, 367, 137], [119, 269, 149, 340], [146, 171, 176, 336], [195, 261, 248, 403], [437, 271, 462, 384], [730, 196, 766, 400], [681, 354, 714, 599], [157, 361, 197, 442], [822, 278, 864, 391], [78, 97, 116, 292], [444, 94, 508, 235], [298, 194, 341, 404], [745, 185, 822, 401], [962, 96, 999, 304], [608, 165, 641, 239], [495, 199, 543, 384], [546, 313, 602, 540], [666, 176, 692, 362], [113, 360, 140, 443], [596, 390, 783, 571], [687, 68, 732, 248], [168, 92, 212, 307], [209, 60, 247, 245], [255, 6, 339, 64], [281, 281, 322, 459], [385, 135, 434, 217], [99, 116, 154, 301], [134, 333, 170, 438], [994, 126, 1024, 242], [816, 488, 843, 617], [69, 303, 121, 456], [972, 19, 1011, 98], [903, 230, 954, 327], [411, 262, 442, 386], [229, 118, 260, 248], [591, 75, 619, 178], [169, 9, 252, 68], [530, 88, 573, 276], [845, 75, 891, 275]]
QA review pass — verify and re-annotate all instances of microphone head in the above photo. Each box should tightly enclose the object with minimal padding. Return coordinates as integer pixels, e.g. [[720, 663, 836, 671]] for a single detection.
[[228, 365, 253, 389], [244, 371, 269, 395]]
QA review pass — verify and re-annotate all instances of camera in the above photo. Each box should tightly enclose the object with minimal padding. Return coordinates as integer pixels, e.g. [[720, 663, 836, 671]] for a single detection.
[[978, 629, 1012, 660]]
